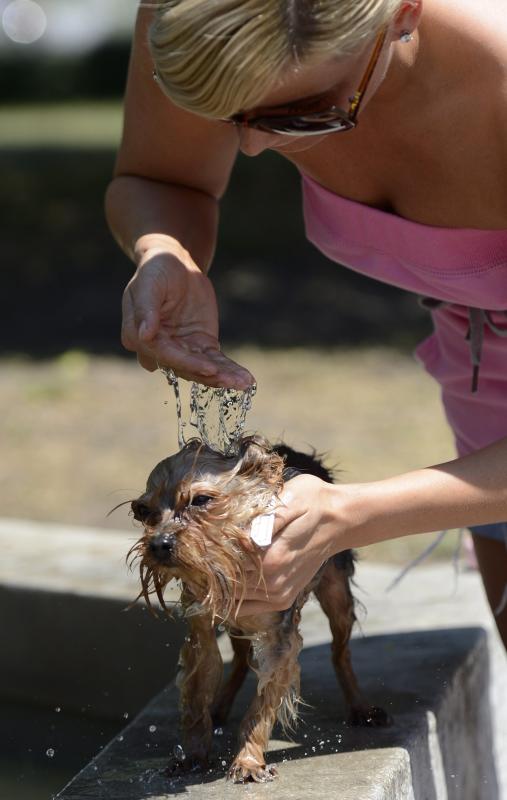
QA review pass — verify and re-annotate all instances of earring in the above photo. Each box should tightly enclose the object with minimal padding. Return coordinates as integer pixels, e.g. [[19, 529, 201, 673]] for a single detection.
[[400, 30, 413, 43]]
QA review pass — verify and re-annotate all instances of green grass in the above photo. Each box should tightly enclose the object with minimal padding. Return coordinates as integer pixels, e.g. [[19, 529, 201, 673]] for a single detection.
[[0, 102, 123, 148]]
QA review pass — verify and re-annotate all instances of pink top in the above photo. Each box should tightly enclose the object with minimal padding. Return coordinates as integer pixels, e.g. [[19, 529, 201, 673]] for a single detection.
[[301, 173, 507, 456]]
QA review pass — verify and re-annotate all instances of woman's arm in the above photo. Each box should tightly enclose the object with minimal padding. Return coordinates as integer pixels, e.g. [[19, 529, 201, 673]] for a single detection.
[[342, 435, 507, 548], [237, 436, 507, 616], [105, 6, 252, 387]]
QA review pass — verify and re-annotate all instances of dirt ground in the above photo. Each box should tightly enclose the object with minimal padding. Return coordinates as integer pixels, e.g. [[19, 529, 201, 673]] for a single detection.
[[0, 346, 466, 564]]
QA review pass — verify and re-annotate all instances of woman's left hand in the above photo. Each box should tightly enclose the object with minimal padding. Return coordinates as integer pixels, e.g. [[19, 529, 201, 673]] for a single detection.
[[236, 475, 349, 618]]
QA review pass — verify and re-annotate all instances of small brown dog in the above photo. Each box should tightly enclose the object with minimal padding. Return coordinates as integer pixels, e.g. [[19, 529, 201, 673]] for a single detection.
[[128, 435, 390, 783]]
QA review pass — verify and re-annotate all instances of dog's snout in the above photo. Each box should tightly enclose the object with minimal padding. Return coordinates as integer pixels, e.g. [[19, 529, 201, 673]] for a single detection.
[[149, 532, 177, 563]]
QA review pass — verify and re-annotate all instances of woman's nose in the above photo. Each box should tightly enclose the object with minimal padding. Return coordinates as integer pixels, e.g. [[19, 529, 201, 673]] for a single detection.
[[237, 126, 280, 157]]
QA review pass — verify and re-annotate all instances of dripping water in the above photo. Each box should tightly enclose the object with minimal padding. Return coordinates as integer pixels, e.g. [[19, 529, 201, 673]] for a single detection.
[[160, 368, 257, 455]]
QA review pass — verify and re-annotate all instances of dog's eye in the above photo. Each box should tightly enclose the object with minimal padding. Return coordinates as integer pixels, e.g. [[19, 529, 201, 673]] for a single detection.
[[190, 494, 212, 507]]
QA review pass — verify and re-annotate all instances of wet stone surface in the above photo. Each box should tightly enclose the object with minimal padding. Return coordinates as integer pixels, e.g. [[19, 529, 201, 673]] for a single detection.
[[55, 628, 497, 800]]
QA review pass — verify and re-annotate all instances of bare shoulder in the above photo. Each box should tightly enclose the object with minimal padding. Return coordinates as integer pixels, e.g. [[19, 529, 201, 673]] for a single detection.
[[435, 0, 507, 123], [114, 5, 239, 199], [445, 0, 507, 67]]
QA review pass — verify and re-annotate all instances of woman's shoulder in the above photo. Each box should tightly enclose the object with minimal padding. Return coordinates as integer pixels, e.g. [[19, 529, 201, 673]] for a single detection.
[[447, 0, 507, 67]]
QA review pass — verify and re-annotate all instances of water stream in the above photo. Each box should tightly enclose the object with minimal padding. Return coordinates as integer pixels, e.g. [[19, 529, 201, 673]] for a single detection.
[[161, 368, 257, 455]]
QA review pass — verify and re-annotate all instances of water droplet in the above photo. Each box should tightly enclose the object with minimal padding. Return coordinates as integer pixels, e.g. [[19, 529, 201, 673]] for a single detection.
[[117, 735, 124, 742], [221, 760, 227, 767], [217, 623, 226, 632], [173, 744, 186, 762], [149, 725, 157, 733], [213, 727, 223, 736], [123, 712, 129, 719], [54, 707, 61, 713], [46, 748, 55, 758]]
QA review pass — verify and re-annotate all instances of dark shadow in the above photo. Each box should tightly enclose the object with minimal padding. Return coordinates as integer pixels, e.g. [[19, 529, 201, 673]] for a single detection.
[[0, 584, 187, 721], [1, 147, 432, 358], [0, 583, 189, 800], [0, 701, 121, 800], [0, 42, 130, 102], [58, 627, 499, 800]]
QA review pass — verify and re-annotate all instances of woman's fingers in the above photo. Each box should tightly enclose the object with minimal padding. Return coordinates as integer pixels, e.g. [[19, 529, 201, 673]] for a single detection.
[[137, 352, 158, 372], [236, 591, 295, 619], [235, 600, 270, 618], [138, 310, 160, 342], [155, 342, 254, 387], [271, 484, 308, 531]]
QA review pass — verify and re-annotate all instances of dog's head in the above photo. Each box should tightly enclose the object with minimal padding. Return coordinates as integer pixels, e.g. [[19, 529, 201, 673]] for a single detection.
[[127, 435, 284, 621]]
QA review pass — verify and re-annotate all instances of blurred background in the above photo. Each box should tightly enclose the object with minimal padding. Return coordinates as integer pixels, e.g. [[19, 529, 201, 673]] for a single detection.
[[0, 1, 464, 798]]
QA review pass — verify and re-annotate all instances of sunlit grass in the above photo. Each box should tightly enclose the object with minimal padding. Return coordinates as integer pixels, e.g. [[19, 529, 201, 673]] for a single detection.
[[0, 102, 123, 148]]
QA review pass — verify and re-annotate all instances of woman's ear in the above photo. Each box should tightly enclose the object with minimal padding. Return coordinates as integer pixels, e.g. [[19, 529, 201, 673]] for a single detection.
[[391, 0, 423, 41]]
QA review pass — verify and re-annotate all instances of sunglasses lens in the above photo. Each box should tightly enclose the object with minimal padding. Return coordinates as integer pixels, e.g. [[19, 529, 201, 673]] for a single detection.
[[253, 113, 353, 136]]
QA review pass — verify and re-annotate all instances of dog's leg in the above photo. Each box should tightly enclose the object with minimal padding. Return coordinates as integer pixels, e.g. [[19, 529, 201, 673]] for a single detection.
[[228, 608, 303, 783], [211, 629, 251, 726], [174, 597, 223, 770], [314, 558, 391, 726]]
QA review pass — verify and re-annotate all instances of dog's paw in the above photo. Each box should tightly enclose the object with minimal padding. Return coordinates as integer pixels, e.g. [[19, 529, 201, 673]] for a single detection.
[[348, 705, 393, 727], [227, 760, 278, 784]]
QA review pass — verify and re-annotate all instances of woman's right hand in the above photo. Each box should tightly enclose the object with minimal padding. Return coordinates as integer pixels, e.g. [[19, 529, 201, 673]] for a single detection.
[[121, 244, 254, 389]]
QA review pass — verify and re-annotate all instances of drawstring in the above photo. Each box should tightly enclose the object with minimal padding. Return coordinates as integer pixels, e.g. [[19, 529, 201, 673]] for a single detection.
[[419, 298, 507, 393]]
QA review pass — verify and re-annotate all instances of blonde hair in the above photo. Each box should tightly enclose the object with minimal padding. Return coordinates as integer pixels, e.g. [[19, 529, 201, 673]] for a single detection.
[[149, 0, 402, 118]]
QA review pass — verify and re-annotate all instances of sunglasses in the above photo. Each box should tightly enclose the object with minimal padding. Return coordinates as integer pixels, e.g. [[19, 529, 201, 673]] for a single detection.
[[224, 28, 388, 136]]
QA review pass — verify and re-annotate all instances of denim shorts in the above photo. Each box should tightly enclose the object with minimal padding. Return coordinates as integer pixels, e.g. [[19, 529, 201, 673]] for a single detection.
[[469, 523, 507, 543]]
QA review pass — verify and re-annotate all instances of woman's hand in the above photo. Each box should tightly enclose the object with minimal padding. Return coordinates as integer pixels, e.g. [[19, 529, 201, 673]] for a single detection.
[[235, 435, 507, 620], [237, 475, 348, 617], [121, 245, 254, 389]]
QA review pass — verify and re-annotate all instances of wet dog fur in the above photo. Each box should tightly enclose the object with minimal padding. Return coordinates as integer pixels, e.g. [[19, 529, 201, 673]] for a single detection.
[[128, 435, 390, 783]]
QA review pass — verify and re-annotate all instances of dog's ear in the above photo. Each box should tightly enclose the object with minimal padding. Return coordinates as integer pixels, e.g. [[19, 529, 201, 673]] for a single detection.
[[235, 435, 284, 486], [237, 435, 270, 469], [131, 498, 162, 527]]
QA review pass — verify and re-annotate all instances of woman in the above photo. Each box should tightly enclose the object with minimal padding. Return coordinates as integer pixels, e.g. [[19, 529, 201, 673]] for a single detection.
[[106, 0, 507, 646]]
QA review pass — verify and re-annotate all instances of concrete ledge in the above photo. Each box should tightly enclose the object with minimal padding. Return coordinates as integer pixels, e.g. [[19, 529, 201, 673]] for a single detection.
[[56, 627, 499, 800], [0, 517, 177, 603], [1, 519, 504, 797]]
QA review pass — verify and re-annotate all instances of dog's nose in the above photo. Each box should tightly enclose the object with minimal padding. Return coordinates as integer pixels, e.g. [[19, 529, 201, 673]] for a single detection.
[[149, 532, 177, 563]]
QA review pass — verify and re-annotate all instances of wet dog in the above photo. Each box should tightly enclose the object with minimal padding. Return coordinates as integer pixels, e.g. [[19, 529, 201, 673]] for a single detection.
[[128, 435, 390, 783]]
